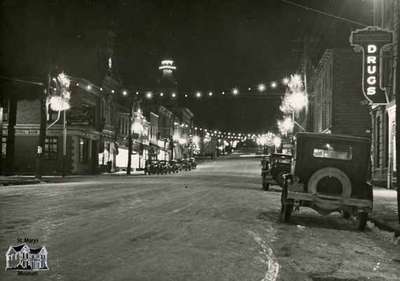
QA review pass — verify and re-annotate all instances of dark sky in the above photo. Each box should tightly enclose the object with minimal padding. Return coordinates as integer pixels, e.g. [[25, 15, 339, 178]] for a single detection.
[[0, 0, 373, 133]]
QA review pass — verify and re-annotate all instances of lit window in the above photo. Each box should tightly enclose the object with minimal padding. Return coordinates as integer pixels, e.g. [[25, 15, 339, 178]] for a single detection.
[[1, 136, 6, 157], [44, 137, 58, 160], [79, 138, 89, 163]]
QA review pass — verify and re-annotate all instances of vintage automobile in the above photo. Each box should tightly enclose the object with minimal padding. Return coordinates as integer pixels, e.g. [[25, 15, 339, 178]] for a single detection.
[[181, 159, 192, 171], [169, 160, 180, 173], [144, 160, 160, 175], [189, 157, 197, 169], [158, 160, 171, 174], [261, 153, 292, 190], [280, 132, 372, 230]]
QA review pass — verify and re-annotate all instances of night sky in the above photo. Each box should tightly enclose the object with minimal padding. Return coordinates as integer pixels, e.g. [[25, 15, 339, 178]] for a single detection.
[[0, 0, 372, 133]]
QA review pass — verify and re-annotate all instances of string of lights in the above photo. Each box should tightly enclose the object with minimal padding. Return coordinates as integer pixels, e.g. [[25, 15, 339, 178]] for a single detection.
[[66, 74, 291, 100]]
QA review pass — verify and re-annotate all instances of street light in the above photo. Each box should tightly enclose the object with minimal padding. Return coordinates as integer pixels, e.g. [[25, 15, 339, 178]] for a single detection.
[[258, 83, 266, 92], [278, 116, 294, 135], [282, 77, 290, 85], [145, 91, 153, 99], [273, 136, 282, 152]]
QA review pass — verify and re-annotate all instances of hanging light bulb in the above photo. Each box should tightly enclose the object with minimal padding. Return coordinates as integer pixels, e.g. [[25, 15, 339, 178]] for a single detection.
[[146, 91, 153, 99]]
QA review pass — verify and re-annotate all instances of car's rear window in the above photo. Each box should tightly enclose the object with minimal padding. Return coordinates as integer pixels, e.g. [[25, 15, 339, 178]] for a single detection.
[[312, 143, 352, 160]]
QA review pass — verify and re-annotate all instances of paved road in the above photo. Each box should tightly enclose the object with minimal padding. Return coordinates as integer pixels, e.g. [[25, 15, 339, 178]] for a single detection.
[[0, 158, 399, 281]]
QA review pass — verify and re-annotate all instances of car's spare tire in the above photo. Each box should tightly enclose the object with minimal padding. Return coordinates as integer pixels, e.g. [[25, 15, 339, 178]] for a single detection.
[[308, 167, 351, 198]]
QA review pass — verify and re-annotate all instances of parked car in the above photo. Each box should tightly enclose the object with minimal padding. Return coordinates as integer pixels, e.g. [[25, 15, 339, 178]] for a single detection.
[[144, 160, 160, 175], [169, 160, 180, 173], [261, 153, 292, 190], [182, 159, 191, 171], [189, 157, 197, 169], [158, 160, 171, 174], [280, 132, 372, 230], [176, 159, 184, 171]]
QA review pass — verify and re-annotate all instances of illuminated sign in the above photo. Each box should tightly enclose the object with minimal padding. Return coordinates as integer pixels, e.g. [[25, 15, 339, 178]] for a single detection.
[[349, 26, 393, 104]]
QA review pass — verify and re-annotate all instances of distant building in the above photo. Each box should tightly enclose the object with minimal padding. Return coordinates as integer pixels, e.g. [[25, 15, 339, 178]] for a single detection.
[[309, 49, 370, 137]]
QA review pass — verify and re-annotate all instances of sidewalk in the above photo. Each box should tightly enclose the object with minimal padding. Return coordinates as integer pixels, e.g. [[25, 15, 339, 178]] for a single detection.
[[371, 187, 400, 236], [0, 171, 146, 186]]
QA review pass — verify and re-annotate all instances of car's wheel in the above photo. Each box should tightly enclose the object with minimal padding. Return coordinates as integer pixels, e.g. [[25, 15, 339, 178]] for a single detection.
[[308, 167, 351, 198], [356, 212, 368, 231], [262, 182, 270, 191]]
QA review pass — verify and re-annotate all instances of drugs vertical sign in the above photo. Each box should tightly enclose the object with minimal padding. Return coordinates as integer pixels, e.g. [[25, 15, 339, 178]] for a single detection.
[[350, 26, 393, 105]]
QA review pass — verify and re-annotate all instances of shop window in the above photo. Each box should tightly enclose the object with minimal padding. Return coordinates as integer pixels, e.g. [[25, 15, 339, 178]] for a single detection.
[[44, 137, 58, 160], [376, 116, 381, 168], [384, 113, 389, 167], [1, 136, 6, 157], [1, 99, 9, 122], [79, 138, 89, 163]]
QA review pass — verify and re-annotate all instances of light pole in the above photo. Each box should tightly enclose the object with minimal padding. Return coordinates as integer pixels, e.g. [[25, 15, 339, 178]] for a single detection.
[[127, 96, 134, 175], [62, 109, 67, 177], [47, 72, 71, 177]]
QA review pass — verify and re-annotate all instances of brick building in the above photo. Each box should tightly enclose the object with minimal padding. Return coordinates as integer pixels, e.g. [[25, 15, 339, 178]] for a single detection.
[[309, 48, 370, 138]]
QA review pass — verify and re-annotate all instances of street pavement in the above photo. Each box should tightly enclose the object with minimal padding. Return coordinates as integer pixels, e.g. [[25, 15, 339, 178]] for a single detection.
[[0, 157, 399, 281]]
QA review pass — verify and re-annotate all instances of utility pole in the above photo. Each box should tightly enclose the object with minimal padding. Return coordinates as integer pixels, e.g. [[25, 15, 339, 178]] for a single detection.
[[35, 73, 49, 179]]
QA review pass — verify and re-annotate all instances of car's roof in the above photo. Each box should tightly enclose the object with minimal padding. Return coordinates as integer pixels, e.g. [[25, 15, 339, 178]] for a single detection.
[[296, 132, 370, 143]]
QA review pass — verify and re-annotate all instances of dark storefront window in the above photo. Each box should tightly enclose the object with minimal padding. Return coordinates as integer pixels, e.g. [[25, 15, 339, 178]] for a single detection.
[[376, 116, 381, 168], [44, 137, 58, 159], [79, 138, 89, 163]]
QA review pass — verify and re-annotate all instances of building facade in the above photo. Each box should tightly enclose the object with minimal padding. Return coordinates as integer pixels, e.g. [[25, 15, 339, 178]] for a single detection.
[[370, 0, 398, 186], [309, 48, 370, 138]]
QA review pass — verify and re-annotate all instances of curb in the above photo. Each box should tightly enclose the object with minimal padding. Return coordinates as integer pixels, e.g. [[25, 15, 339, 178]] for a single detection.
[[0, 179, 42, 186]]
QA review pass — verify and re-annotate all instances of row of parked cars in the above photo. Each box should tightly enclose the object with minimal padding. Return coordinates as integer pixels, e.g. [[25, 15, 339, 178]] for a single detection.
[[261, 132, 372, 231], [144, 158, 197, 175]]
